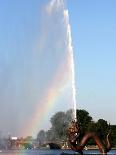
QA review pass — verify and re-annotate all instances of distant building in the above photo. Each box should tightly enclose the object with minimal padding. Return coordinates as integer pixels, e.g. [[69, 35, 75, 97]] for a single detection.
[[11, 137, 18, 140]]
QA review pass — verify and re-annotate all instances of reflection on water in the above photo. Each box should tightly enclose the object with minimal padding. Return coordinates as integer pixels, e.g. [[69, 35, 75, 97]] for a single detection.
[[0, 150, 116, 155]]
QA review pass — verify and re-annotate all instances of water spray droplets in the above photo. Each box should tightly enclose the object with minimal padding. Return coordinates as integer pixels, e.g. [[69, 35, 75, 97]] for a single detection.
[[48, 0, 77, 120], [46, 0, 77, 120], [63, 3, 77, 120]]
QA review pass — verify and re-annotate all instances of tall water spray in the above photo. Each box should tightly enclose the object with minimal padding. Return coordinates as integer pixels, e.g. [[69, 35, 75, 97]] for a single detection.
[[0, 0, 77, 137], [47, 0, 77, 120], [63, 11, 77, 120]]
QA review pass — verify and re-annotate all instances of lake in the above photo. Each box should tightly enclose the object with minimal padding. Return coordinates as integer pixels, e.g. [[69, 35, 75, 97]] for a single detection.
[[0, 149, 116, 155]]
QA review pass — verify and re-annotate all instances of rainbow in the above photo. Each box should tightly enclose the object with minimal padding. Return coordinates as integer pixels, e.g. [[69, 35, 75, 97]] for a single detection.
[[22, 61, 72, 137], [21, 0, 77, 138]]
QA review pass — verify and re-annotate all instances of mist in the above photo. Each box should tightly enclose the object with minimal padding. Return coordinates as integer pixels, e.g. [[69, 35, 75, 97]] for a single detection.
[[0, 0, 76, 138]]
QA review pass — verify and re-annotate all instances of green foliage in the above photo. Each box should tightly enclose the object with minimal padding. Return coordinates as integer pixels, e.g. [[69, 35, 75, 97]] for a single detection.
[[37, 110, 74, 143], [25, 136, 33, 141], [50, 111, 71, 140], [37, 109, 116, 147], [87, 121, 97, 132], [86, 119, 110, 145], [37, 130, 46, 145], [110, 125, 116, 147], [46, 129, 55, 141], [96, 119, 109, 138], [23, 143, 33, 149], [76, 109, 92, 133]]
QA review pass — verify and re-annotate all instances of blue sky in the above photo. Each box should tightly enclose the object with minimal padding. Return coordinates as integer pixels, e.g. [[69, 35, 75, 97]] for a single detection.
[[0, 0, 116, 137], [68, 0, 116, 123]]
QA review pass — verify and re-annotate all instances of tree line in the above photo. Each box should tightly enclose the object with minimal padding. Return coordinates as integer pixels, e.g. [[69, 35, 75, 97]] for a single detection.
[[37, 109, 116, 147]]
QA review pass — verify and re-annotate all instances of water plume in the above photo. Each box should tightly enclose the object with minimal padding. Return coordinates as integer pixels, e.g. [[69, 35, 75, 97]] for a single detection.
[[46, 0, 77, 119], [22, 0, 77, 137], [63, 8, 77, 120]]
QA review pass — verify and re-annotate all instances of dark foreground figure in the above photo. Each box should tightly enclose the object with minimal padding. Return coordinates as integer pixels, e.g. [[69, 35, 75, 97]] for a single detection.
[[68, 121, 111, 155]]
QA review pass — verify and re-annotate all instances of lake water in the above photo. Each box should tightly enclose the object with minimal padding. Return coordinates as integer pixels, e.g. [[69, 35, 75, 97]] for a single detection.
[[0, 149, 116, 155]]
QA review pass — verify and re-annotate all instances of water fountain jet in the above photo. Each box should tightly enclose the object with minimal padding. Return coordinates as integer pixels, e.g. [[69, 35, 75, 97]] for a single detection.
[[45, 1, 112, 154]]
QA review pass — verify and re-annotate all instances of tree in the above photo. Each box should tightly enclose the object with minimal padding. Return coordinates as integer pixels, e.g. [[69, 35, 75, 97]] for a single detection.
[[46, 129, 54, 142], [37, 108, 116, 147], [76, 109, 92, 133], [110, 125, 116, 147], [96, 119, 109, 139], [49, 109, 93, 141], [65, 109, 74, 124], [50, 111, 67, 140], [37, 130, 46, 146], [25, 136, 33, 141], [87, 121, 97, 132]]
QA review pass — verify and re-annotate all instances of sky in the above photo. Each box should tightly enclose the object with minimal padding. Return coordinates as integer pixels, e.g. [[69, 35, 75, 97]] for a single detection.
[[0, 0, 116, 137], [68, 0, 116, 124]]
